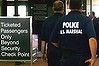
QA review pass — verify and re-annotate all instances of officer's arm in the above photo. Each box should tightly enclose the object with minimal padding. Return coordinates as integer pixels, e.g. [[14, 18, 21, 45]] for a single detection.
[[41, 40, 47, 60], [89, 38, 97, 60], [41, 40, 46, 54]]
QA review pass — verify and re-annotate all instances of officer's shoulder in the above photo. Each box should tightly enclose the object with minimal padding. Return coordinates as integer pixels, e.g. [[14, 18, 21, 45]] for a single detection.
[[43, 15, 53, 22], [96, 17, 99, 21], [59, 15, 67, 20], [81, 14, 91, 20], [44, 15, 53, 21]]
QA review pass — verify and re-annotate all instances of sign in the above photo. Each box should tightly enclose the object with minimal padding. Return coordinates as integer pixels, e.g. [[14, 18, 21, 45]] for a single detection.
[[33, 4, 47, 33], [33, 4, 47, 21], [0, 17, 32, 60]]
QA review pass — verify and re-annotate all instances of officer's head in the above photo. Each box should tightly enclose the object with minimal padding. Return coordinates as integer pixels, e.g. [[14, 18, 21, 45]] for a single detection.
[[89, 11, 96, 19], [52, 1, 64, 14], [91, 11, 95, 16], [68, 0, 82, 10]]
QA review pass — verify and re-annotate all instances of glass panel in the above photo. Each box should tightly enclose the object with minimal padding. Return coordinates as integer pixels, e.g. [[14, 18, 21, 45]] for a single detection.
[[66, 0, 71, 15], [32, 34, 38, 49], [7, 6, 14, 16], [87, 5, 90, 16], [6, 0, 14, 1], [18, 5, 26, 16], [92, 5, 99, 17], [92, 0, 99, 17]]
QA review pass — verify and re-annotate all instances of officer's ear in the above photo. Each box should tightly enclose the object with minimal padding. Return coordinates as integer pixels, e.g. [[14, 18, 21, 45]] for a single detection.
[[80, 6, 83, 10], [79, 6, 83, 12], [52, 6, 54, 11]]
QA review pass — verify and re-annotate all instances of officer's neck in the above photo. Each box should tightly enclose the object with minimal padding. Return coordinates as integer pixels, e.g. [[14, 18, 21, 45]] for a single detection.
[[54, 11, 64, 14], [71, 6, 83, 13], [71, 9, 82, 13]]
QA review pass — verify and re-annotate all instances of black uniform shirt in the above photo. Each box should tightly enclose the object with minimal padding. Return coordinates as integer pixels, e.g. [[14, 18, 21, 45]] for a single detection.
[[93, 18, 99, 39], [41, 13, 63, 47], [50, 11, 96, 53]]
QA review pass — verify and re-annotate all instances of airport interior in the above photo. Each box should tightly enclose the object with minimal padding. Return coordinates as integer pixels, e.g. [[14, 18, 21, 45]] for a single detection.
[[0, 0, 99, 66]]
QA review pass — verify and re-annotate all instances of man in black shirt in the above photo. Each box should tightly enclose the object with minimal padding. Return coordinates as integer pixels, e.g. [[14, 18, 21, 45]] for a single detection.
[[41, 1, 64, 66], [50, 0, 97, 66]]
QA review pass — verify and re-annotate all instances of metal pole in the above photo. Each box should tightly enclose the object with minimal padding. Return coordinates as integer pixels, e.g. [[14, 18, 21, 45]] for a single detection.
[[62, 0, 66, 15], [14, 0, 20, 16], [90, 0, 92, 13]]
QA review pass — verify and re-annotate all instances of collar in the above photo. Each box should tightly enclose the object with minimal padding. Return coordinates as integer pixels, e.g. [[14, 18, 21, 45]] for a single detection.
[[68, 11, 82, 15], [54, 13, 63, 15]]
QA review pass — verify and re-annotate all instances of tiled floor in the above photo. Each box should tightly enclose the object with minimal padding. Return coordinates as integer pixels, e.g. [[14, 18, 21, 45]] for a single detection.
[[0, 57, 99, 66], [94, 57, 99, 66], [0, 58, 47, 66]]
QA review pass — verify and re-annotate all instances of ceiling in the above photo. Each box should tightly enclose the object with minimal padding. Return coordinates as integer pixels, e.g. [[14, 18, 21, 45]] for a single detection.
[[0, 0, 99, 5]]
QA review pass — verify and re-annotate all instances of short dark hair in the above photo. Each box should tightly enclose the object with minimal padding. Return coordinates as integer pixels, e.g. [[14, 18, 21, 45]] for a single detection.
[[53, 1, 64, 11], [92, 11, 95, 16], [69, 0, 82, 9]]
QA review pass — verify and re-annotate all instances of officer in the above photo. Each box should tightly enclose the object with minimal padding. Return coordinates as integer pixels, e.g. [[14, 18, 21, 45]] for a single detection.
[[50, 0, 97, 66], [41, 1, 64, 66], [89, 11, 96, 21]]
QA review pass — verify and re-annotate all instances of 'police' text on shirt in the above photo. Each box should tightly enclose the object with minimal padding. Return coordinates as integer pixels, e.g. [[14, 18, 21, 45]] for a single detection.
[[60, 22, 82, 34]]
